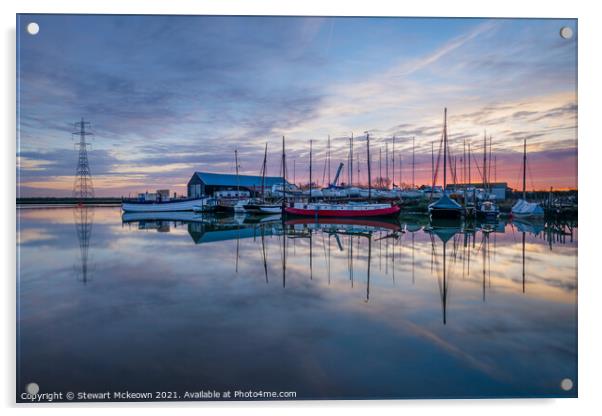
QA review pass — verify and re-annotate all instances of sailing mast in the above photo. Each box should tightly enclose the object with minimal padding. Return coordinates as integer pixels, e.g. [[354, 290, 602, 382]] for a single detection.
[[328, 134, 331, 185], [379, 147, 382, 189], [261, 142, 268, 202], [412, 136, 416, 189], [469, 141, 474, 207], [309, 139, 313, 203], [463, 139, 467, 205], [488, 135, 493, 192], [392, 136, 395, 187], [366, 133, 372, 201], [386, 142, 389, 189], [357, 153, 360, 187], [483, 130, 487, 193], [468, 141, 472, 185], [235, 148, 240, 196], [463, 139, 467, 186], [522, 137, 527, 200], [431, 141, 434, 192], [348, 135, 353, 186], [399, 151, 403, 188], [443, 108, 448, 190], [282, 136, 286, 210], [349, 132, 353, 186]]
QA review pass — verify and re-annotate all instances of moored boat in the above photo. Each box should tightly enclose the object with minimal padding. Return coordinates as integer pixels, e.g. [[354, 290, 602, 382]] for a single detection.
[[511, 138, 544, 218], [475, 131, 500, 220], [511, 199, 544, 218], [399, 189, 423, 199], [476, 200, 500, 220], [122, 197, 210, 213], [428, 194, 464, 219], [217, 198, 250, 213], [303, 188, 324, 199], [192, 198, 218, 213], [285, 202, 400, 218], [242, 142, 285, 215], [345, 186, 363, 197], [272, 182, 301, 197], [122, 210, 204, 222], [243, 201, 282, 214], [428, 108, 465, 220]]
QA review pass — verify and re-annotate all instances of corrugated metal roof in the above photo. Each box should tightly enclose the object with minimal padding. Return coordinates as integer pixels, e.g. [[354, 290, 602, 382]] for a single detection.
[[192, 172, 288, 187]]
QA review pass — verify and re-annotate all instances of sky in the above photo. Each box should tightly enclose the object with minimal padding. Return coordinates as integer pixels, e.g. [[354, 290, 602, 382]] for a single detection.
[[16, 15, 577, 197]]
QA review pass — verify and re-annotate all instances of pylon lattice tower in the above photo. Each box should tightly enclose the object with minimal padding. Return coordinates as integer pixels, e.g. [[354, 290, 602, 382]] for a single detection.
[[73, 118, 94, 198]]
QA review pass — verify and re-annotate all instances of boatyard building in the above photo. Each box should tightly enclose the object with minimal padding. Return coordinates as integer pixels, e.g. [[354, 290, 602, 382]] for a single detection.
[[187, 172, 289, 198]]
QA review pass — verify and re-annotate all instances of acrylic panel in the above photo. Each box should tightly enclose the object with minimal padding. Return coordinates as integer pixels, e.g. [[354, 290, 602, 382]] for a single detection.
[[16, 14, 578, 402]]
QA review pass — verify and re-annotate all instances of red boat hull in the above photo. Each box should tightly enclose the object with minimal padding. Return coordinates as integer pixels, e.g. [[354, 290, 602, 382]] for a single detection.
[[285, 217, 401, 231], [284, 205, 400, 218]]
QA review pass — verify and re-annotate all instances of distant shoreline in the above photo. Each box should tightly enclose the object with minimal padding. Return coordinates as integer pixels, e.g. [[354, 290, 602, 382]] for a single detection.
[[17, 197, 122, 206]]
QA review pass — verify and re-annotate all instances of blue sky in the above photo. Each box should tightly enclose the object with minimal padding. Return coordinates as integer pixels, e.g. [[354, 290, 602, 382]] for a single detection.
[[17, 15, 577, 196]]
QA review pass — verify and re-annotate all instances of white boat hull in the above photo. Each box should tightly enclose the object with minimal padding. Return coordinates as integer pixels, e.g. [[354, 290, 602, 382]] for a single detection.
[[400, 190, 424, 199], [511, 199, 544, 217], [321, 188, 348, 198], [122, 211, 204, 222], [235, 200, 250, 212], [243, 202, 282, 214], [259, 206, 282, 214], [303, 189, 324, 198], [122, 198, 208, 213]]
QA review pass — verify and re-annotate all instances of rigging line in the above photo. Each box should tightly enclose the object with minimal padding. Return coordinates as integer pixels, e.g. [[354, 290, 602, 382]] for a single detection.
[[432, 131, 444, 191], [514, 163, 523, 193], [527, 161, 537, 192], [321, 153, 327, 187], [471, 153, 484, 184]]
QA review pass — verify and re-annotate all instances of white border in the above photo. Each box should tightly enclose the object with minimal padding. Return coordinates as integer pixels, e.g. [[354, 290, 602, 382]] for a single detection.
[[3, 0, 599, 414]]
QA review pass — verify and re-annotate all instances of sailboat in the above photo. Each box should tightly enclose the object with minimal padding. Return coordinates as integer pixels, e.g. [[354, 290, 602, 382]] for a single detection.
[[216, 149, 251, 213], [285, 133, 401, 218], [400, 136, 423, 199], [476, 133, 500, 220], [243, 142, 282, 214], [321, 135, 348, 198], [428, 108, 465, 219], [344, 133, 366, 198], [511, 138, 544, 218]]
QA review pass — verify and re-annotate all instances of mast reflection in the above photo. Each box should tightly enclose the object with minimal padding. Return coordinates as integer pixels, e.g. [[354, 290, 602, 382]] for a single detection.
[[427, 219, 463, 324], [117, 213, 575, 312]]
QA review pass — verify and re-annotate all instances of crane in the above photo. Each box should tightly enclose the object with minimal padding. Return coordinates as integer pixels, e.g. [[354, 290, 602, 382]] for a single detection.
[[330, 162, 344, 187]]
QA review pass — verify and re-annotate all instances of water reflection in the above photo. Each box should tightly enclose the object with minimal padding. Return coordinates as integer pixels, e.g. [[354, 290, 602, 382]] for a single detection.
[[17, 207, 577, 399], [118, 211, 577, 322], [117, 213, 576, 325], [73, 205, 95, 284]]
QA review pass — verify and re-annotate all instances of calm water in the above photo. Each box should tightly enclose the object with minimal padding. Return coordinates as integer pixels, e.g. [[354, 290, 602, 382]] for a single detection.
[[17, 207, 577, 401]]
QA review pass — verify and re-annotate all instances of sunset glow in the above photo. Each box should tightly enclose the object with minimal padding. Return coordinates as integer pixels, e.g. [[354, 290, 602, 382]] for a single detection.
[[17, 15, 577, 196]]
